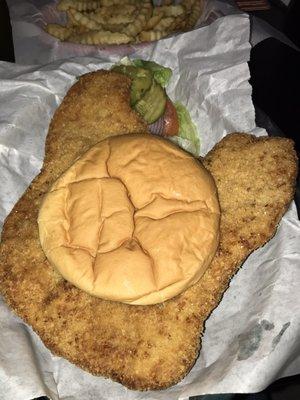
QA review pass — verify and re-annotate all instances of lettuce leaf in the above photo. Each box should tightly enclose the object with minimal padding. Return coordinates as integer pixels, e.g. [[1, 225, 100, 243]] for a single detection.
[[114, 58, 201, 156], [114, 58, 172, 87], [173, 102, 200, 156]]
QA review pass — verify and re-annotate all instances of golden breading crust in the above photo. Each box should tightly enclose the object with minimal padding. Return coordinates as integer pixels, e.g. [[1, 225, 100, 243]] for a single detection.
[[43, 70, 148, 183], [0, 70, 298, 390]]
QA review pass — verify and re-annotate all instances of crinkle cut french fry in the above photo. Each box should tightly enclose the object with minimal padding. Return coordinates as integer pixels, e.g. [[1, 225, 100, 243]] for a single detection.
[[141, 0, 153, 19], [69, 8, 102, 30], [102, 23, 126, 33], [88, 12, 107, 24], [100, 0, 138, 5], [76, 24, 92, 34], [57, 0, 72, 11], [67, 9, 80, 26], [153, 17, 174, 32], [58, 0, 101, 12], [145, 14, 163, 30], [122, 0, 152, 37], [122, 13, 146, 36], [153, 5, 185, 18], [186, 0, 204, 29], [170, 14, 187, 32], [90, 12, 135, 24], [182, 0, 194, 13], [91, 4, 137, 20], [69, 29, 132, 45], [139, 30, 169, 42], [105, 14, 136, 24], [112, 4, 137, 16], [45, 23, 73, 41]]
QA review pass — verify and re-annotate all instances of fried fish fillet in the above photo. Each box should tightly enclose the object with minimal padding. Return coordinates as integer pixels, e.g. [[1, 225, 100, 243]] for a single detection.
[[0, 70, 298, 390]]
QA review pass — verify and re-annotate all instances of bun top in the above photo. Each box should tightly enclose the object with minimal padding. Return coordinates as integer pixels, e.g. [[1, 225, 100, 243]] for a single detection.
[[38, 134, 220, 305]]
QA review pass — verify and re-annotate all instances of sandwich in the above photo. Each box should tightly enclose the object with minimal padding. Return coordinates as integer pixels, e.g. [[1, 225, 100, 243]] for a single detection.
[[0, 68, 298, 391]]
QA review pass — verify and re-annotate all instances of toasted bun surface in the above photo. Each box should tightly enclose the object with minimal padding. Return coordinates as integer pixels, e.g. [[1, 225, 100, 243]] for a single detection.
[[38, 134, 220, 305]]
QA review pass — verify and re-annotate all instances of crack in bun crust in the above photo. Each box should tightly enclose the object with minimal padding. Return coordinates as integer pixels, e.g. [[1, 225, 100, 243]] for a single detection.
[[0, 70, 298, 390]]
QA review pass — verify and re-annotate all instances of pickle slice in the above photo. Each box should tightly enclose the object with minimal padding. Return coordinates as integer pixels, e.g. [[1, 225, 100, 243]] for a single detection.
[[134, 80, 167, 124], [111, 65, 152, 106]]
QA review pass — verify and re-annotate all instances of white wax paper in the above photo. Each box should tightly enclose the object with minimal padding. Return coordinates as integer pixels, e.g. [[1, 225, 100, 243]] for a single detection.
[[0, 13, 300, 400]]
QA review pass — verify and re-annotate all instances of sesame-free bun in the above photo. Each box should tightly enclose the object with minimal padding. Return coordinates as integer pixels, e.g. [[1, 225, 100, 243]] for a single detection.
[[38, 134, 220, 305]]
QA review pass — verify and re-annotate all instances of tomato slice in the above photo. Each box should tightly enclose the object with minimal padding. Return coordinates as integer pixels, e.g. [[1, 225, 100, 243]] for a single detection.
[[162, 99, 179, 136]]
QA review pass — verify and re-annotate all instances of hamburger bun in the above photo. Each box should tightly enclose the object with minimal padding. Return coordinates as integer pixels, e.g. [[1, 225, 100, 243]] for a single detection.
[[38, 134, 220, 305]]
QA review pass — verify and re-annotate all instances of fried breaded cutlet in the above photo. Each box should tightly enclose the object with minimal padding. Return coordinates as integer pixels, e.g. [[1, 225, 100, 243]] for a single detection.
[[0, 70, 298, 390], [43, 69, 148, 182]]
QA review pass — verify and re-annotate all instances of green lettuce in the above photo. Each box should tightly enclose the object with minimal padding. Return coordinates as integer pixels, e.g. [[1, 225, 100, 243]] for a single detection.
[[114, 58, 201, 156], [173, 102, 200, 157]]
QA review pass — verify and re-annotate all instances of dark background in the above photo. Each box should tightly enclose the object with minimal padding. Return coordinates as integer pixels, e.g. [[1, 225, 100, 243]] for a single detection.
[[0, 0, 299, 399]]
